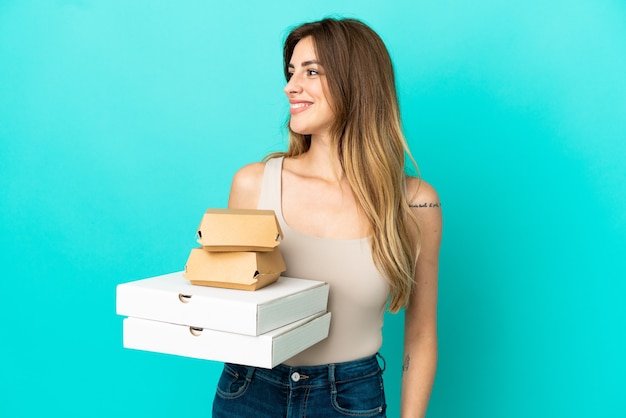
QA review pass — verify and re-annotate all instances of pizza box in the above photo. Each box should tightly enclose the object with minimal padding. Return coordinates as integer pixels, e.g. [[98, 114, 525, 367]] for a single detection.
[[116, 272, 329, 336], [122, 312, 331, 369]]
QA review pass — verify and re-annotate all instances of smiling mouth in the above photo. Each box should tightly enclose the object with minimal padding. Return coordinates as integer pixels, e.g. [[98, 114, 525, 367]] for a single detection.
[[290, 102, 312, 114]]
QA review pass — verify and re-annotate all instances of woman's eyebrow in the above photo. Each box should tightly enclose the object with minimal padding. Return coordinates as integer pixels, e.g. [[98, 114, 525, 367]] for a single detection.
[[288, 60, 322, 68]]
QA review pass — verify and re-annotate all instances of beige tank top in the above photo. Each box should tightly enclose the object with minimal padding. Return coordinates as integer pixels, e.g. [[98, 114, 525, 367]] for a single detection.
[[257, 157, 390, 366]]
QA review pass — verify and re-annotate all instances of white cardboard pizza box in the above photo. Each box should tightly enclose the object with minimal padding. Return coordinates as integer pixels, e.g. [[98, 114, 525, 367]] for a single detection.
[[116, 272, 329, 336], [122, 312, 331, 369]]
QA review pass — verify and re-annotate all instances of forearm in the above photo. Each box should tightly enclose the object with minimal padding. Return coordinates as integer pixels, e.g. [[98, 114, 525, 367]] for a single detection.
[[400, 336, 438, 418]]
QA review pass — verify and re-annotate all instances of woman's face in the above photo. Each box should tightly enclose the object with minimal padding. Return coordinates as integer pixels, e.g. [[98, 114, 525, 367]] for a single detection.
[[284, 36, 335, 140]]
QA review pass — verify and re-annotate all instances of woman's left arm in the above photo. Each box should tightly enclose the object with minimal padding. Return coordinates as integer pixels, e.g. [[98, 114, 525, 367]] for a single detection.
[[401, 180, 442, 418]]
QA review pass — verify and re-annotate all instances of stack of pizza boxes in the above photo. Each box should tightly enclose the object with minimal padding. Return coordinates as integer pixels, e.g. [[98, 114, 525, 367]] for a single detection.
[[116, 209, 331, 369]]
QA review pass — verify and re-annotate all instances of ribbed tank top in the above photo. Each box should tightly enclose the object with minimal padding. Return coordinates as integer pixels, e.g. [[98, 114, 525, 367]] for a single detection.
[[257, 157, 390, 366]]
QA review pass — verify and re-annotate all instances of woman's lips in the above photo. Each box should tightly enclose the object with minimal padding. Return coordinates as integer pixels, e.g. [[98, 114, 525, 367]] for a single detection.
[[289, 101, 312, 115]]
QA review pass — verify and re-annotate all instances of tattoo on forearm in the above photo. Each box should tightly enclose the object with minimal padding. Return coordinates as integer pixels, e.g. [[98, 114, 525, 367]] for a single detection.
[[409, 202, 441, 208], [402, 355, 410, 374]]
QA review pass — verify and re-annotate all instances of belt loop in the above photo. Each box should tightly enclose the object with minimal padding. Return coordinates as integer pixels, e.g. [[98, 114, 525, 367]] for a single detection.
[[328, 363, 336, 385], [245, 365, 256, 381], [376, 352, 386, 372]]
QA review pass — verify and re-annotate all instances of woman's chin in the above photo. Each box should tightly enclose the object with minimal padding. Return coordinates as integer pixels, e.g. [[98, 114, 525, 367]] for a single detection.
[[289, 125, 310, 136]]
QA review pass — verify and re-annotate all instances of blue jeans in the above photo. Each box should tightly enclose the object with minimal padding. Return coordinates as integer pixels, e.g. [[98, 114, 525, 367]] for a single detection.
[[212, 353, 387, 417]]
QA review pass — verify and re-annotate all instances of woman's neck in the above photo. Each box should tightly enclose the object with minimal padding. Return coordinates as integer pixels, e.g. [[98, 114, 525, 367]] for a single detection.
[[298, 135, 345, 182]]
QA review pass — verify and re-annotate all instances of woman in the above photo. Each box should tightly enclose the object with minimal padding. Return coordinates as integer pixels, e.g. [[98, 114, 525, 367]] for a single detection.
[[213, 17, 441, 418]]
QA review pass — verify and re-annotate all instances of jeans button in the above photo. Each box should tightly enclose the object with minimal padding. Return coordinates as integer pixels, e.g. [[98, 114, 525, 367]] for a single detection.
[[291, 372, 300, 382]]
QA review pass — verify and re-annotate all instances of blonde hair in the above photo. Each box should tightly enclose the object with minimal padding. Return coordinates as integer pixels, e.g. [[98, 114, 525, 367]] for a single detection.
[[270, 18, 421, 312]]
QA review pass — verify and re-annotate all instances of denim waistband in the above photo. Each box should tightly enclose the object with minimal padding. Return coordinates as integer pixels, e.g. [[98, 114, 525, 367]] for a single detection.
[[227, 353, 386, 390]]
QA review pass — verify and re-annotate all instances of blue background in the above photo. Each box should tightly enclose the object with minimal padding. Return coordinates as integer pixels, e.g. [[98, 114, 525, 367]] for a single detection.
[[1, 1, 625, 417]]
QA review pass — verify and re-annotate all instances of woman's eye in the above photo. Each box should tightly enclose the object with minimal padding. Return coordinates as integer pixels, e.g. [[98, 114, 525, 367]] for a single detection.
[[307, 69, 319, 76]]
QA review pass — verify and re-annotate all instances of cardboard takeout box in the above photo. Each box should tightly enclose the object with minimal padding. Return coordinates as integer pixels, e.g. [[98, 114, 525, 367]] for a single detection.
[[122, 312, 331, 369], [183, 247, 286, 290], [196, 208, 283, 252], [116, 272, 330, 336]]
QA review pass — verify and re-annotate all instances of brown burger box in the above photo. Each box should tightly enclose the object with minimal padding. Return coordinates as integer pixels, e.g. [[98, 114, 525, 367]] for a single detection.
[[183, 246, 286, 290], [196, 208, 283, 252]]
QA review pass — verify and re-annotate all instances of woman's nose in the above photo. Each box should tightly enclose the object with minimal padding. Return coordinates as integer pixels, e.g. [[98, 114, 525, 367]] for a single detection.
[[284, 74, 303, 95]]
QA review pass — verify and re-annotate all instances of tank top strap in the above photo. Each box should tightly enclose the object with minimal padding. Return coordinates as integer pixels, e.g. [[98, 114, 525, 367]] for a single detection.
[[257, 157, 283, 214]]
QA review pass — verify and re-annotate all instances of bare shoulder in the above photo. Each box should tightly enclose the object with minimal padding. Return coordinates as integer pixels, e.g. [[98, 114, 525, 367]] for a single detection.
[[406, 176, 443, 252], [406, 176, 441, 210], [231, 162, 265, 189], [228, 162, 266, 209]]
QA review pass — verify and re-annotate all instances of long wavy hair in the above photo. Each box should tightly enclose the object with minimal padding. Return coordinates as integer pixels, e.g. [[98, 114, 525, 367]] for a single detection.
[[269, 18, 421, 312]]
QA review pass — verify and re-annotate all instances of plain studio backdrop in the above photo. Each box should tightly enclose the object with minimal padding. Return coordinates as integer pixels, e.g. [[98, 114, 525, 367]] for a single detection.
[[1, 1, 624, 417]]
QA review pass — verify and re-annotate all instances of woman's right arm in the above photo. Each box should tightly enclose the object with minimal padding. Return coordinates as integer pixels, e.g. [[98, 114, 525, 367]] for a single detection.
[[227, 162, 265, 209]]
